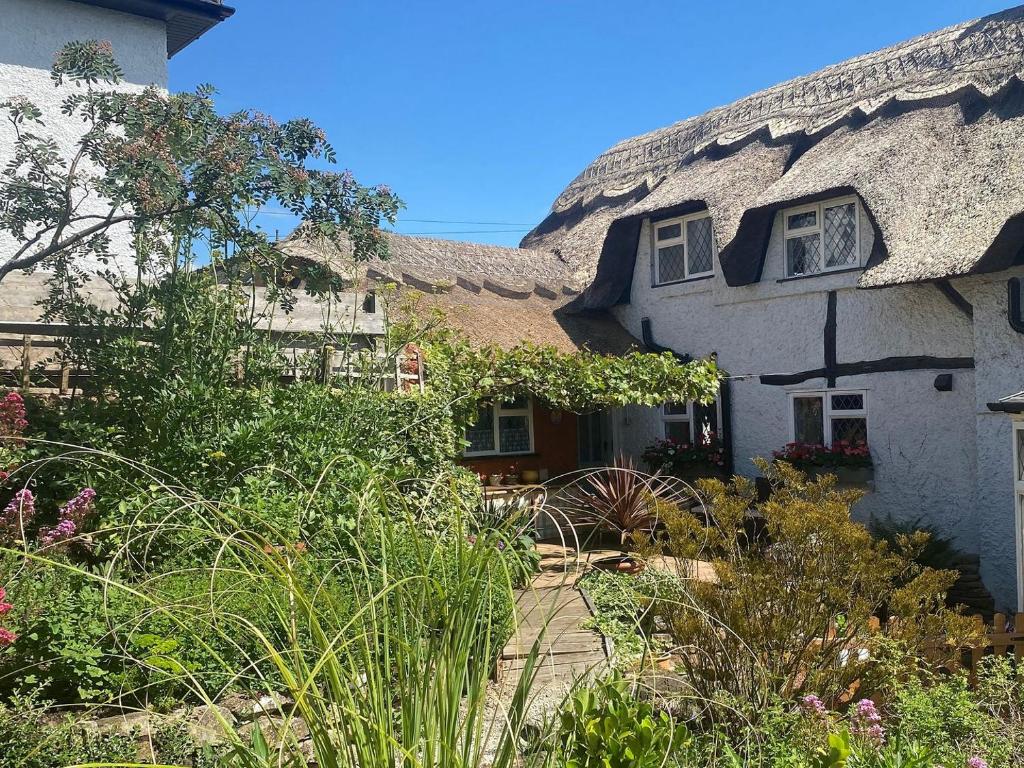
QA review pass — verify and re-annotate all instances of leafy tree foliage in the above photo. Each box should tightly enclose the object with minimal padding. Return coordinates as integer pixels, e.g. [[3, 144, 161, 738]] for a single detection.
[[0, 39, 399, 304]]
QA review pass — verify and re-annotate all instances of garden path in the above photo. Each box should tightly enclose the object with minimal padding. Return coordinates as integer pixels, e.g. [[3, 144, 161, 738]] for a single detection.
[[498, 542, 607, 689]]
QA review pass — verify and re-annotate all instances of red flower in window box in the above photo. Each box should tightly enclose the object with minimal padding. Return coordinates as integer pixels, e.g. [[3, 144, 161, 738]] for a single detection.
[[772, 440, 872, 469]]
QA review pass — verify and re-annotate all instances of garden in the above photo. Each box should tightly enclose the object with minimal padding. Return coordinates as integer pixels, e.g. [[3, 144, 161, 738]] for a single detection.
[[0, 40, 1022, 768]]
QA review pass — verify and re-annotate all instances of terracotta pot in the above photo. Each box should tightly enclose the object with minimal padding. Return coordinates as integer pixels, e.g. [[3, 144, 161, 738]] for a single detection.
[[592, 554, 645, 575], [487, 474, 504, 487]]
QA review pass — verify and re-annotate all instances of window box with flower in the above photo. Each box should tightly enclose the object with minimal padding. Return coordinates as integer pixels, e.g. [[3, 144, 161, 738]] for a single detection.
[[772, 440, 874, 487], [641, 431, 728, 485]]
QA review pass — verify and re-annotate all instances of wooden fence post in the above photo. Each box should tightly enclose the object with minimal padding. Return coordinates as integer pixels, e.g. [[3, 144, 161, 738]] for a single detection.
[[992, 613, 1008, 656], [320, 345, 334, 385], [1016, 613, 1024, 665], [968, 614, 985, 687], [20, 335, 32, 391], [59, 354, 70, 396]]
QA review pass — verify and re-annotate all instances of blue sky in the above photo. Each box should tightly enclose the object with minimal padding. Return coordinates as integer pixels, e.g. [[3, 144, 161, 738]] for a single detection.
[[170, 1, 1008, 247]]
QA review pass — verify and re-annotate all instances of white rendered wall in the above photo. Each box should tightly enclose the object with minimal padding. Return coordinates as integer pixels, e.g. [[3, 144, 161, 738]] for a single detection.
[[613, 207, 985, 594], [0, 0, 168, 294], [957, 267, 1024, 611]]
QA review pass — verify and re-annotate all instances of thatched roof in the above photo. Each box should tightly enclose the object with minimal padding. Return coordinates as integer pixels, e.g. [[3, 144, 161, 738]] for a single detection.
[[524, 5, 1024, 303], [279, 230, 644, 355]]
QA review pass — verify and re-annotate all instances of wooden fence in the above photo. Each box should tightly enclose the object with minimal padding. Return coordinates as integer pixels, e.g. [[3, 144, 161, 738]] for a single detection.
[[0, 321, 423, 394], [960, 612, 1024, 684]]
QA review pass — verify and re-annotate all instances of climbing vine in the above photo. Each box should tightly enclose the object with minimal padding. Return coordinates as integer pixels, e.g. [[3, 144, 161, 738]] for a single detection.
[[421, 335, 721, 423], [384, 290, 721, 428]]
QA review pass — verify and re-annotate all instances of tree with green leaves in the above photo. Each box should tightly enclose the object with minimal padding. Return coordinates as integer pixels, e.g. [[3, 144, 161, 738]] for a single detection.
[[0, 39, 399, 300]]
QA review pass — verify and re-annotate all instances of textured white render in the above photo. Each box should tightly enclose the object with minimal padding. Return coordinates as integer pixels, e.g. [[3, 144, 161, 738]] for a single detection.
[[956, 267, 1024, 611], [612, 208, 995, 598], [0, 0, 168, 294]]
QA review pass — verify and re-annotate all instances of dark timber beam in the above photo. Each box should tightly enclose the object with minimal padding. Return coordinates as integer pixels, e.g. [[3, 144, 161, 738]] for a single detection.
[[761, 356, 975, 386], [935, 280, 974, 319]]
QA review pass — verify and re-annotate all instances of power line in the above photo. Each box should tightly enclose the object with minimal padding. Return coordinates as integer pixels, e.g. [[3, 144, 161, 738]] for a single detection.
[[398, 218, 533, 226], [246, 208, 533, 227], [387, 229, 531, 235]]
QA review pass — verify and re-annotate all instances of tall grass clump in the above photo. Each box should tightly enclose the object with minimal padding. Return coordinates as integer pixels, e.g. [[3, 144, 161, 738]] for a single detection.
[[1, 460, 554, 768]]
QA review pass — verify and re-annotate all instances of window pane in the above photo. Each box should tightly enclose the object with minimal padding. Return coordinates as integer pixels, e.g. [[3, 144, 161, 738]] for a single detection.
[[786, 234, 822, 276], [664, 420, 690, 444], [466, 405, 495, 453], [687, 216, 714, 274], [787, 210, 817, 230], [664, 401, 688, 416], [1017, 428, 1024, 482], [794, 397, 825, 444], [656, 222, 681, 241], [657, 244, 686, 283], [498, 415, 531, 453], [693, 401, 719, 445], [831, 417, 867, 445], [824, 202, 857, 268], [831, 393, 864, 411]]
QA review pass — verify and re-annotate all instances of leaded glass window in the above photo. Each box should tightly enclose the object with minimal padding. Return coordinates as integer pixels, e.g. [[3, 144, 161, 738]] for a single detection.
[[687, 216, 714, 276], [791, 390, 868, 449], [464, 399, 533, 456], [783, 197, 861, 278], [656, 244, 686, 283], [824, 202, 858, 268], [1016, 426, 1024, 483], [465, 404, 496, 454], [793, 396, 825, 445], [663, 402, 690, 443], [653, 212, 715, 284]]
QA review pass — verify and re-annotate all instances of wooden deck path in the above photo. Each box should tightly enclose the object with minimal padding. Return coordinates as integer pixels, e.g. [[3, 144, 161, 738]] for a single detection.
[[499, 543, 607, 688]]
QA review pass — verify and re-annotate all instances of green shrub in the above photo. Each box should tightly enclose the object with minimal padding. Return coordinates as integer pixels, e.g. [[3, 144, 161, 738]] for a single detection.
[[578, 569, 679, 664], [0, 690, 137, 768], [891, 670, 1014, 767], [557, 674, 693, 768], [639, 460, 973, 716], [0, 562, 134, 703]]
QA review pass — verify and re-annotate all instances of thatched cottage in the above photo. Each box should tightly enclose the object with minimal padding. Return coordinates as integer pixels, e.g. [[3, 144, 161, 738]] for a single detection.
[[291, 6, 1024, 612], [518, 5, 1024, 613]]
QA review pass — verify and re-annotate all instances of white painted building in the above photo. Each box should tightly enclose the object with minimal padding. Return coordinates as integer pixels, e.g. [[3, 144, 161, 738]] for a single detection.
[[0, 0, 233, 317], [518, 7, 1024, 612]]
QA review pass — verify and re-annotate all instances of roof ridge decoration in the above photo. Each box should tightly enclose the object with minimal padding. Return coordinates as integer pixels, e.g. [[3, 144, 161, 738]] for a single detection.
[[551, 5, 1024, 214]]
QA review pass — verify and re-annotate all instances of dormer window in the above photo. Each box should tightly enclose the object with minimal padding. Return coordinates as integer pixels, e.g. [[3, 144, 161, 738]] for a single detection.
[[783, 196, 860, 278], [653, 212, 715, 285]]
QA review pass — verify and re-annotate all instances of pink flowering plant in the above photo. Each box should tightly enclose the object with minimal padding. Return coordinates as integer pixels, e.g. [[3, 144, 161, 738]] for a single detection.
[[641, 431, 726, 476], [38, 488, 96, 549], [0, 586, 14, 647], [0, 488, 36, 543], [773, 439, 872, 469], [0, 391, 28, 483]]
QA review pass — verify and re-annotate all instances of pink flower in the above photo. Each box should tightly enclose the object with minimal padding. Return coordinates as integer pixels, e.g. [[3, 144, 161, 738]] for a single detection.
[[799, 694, 827, 717], [39, 518, 77, 547], [0, 627, 15, 647], [1, 488, 35, 538], [38, 488, 96, 547], [967, 758, 988, 768], [851, 698, 885, 745], [57, 488, 96, 527]]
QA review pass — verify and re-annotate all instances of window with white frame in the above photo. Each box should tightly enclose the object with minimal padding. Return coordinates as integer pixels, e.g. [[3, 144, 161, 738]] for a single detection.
[[783, 196, 860, 278], [662, 398, 722, 445], [653, 212, 715, 285], [790, 391, 868, 446], [1013, 421, 1024, 610], [464, 396, 534, 456]]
